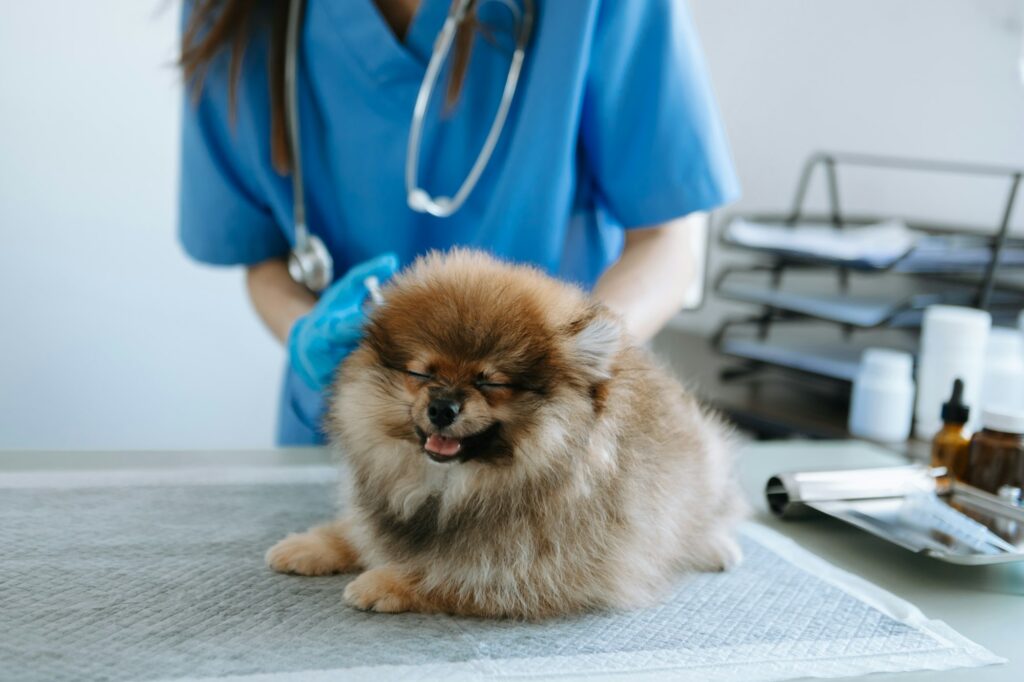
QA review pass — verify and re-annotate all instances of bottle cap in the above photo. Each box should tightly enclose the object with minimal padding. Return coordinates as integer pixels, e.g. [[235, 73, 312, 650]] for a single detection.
[[981, 408, 1024, 434], [940, 378, 969, 424], [858, 348, 913, 382], [920, 305, 991, 355], [986, 327, 1024, 365]]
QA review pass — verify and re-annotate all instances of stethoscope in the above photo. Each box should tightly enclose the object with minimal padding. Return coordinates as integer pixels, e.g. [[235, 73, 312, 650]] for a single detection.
[[284, 0, 534, 292]]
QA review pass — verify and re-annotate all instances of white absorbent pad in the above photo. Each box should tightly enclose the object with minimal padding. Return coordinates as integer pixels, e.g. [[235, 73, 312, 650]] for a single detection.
[[0, 466, 1003, 682]]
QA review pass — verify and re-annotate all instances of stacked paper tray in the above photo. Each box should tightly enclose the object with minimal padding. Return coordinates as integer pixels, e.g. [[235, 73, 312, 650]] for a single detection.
[[716, 270, 1023, 329], [716, 322, 919, 383], [722, 216, 1024, 273], [719, 336, 865, 382]]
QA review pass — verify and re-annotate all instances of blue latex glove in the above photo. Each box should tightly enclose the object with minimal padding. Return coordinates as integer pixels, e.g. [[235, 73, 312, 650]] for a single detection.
[[288, 253, 399, 390]]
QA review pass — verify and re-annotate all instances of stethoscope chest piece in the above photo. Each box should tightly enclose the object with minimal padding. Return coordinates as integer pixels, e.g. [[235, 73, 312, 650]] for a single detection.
[[287, 231, 333, 293]]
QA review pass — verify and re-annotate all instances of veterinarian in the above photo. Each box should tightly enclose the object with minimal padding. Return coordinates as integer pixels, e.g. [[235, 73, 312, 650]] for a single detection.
[[178, 0, 739, 445]]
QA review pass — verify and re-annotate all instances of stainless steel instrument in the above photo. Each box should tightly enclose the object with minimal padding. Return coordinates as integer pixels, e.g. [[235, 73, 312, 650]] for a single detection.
[[767, 465, 1024, 565]]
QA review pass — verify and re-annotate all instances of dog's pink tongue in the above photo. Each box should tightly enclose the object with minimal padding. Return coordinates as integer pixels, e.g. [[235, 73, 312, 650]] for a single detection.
[[425, 434, 461, 457]]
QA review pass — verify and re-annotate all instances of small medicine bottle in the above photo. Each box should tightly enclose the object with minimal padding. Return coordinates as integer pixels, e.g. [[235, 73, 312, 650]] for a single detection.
[[964, 409, 1024, 495], [932, 378, 971, 481]]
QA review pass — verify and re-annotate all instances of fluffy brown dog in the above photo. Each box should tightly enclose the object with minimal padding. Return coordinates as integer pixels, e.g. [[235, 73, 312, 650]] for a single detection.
[[267, 249, 744, 618]]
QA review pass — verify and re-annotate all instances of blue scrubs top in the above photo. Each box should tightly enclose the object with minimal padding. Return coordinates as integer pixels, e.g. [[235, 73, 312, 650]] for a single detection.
[[179, 0, 740, 445]]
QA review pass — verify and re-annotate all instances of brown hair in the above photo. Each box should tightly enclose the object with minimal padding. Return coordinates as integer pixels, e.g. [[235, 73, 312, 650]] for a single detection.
[[180, 0, 478, 174]]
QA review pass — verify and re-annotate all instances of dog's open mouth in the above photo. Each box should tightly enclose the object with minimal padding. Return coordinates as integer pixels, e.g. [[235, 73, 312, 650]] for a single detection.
[[424, 433, 462, 459], [416, 423, 503, 463]]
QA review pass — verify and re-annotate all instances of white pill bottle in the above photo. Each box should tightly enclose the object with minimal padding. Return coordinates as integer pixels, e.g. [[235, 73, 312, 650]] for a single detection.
[[849, 349, 916, 443], [914, 305, 991, 440], [981, 327, 1024, 414]]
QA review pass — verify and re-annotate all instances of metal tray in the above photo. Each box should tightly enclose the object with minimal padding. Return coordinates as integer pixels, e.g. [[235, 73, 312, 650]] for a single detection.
[[766, 466, 1024, 565]]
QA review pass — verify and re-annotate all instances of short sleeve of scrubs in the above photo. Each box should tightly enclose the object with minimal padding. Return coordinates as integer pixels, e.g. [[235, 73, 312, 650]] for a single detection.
[[178, 29, 290, 265], [581, 0, 740, 227]]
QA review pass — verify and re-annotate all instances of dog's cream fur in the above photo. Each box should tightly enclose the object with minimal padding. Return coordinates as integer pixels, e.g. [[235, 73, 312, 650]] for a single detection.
[[267, 250, 744, 619]]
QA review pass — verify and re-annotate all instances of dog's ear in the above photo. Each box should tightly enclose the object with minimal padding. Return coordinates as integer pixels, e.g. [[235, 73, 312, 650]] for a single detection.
[[565, 306, 622, 382]]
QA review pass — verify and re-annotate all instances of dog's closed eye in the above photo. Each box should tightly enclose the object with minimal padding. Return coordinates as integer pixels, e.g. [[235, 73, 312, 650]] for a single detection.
[[476, 380, 515, 390], [474, 372, 544, 393], [474, 371, 513, 390], [386, 366, 434, 381]]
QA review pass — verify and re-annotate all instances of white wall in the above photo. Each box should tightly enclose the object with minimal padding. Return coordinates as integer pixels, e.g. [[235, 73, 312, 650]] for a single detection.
[[0, 0, 1021, 450], [0, 2, 282, 449]]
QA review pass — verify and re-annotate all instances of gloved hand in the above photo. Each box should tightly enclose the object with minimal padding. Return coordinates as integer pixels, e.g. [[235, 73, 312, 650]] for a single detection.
[[288, 253, 399, 390]]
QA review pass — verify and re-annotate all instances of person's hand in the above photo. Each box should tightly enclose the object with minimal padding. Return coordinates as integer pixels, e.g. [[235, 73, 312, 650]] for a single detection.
[[288, 253, 399, 390]]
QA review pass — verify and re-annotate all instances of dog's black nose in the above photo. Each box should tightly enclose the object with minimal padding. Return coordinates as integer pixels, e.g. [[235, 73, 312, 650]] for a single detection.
[[427, 398, 460, 428]]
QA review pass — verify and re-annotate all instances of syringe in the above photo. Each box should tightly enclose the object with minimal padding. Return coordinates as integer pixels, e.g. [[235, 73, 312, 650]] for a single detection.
[[363, 275, 386, 309]]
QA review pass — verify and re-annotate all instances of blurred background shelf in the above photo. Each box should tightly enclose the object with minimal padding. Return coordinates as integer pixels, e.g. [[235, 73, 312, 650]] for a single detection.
[[722, 216, 1024, 273], [719, 337, 864, 383], [703, 152, 1023, 438], [653, 330, 854, 440], [714, 320, 919, 383], [715, 268, 1024, 329]]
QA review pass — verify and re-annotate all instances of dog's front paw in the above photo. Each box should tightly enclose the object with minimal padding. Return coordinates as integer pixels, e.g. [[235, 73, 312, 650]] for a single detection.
[[344, 566, 423, 613], [689, 533, 744, 573], [266, 525, 359, 576], [708, 534, 743, 572]]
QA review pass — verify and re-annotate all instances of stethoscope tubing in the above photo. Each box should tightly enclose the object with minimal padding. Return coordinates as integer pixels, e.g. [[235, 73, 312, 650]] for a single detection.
[[284, 0, 533, 290], [285, 0, 309, 252], [405, 0, 533, 217]]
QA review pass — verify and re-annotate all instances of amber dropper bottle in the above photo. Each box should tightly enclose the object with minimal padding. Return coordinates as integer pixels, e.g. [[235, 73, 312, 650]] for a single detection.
[[931, 378, 971, 481]]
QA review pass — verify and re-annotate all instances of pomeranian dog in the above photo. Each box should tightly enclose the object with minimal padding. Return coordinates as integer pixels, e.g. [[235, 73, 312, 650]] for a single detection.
[[267, 249, 744, 619]]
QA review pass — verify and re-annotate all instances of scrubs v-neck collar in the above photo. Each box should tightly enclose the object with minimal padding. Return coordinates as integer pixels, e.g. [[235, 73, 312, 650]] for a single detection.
[[319, 0, 450, 86]]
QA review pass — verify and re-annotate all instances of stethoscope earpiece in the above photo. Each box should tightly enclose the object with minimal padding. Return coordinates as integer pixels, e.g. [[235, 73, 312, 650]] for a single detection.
[[407, 189, 455, 217], [406, 188, 432, 213]]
